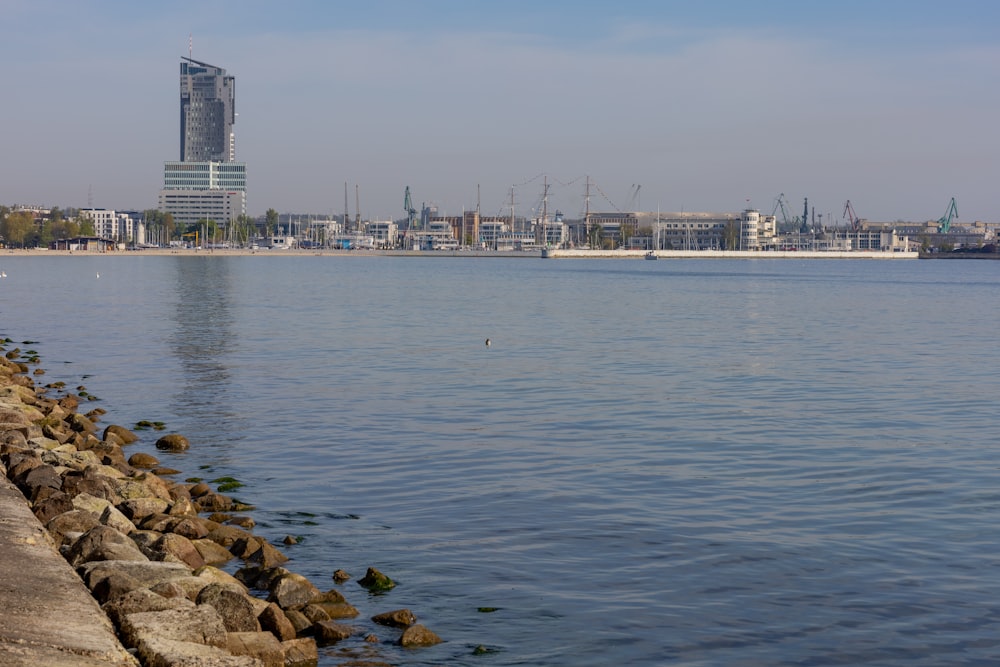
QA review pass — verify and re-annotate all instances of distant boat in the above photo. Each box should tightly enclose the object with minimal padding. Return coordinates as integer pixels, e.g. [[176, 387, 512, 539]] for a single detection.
[[644, 250, 658, 260]]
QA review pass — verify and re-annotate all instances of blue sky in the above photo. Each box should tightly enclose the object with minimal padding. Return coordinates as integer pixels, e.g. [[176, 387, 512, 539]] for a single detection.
[[2, 0, 997, 223]]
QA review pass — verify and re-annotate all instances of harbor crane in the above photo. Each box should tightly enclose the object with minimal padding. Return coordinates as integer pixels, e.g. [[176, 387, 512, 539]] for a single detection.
[[403, 186, 417, 230], [936, 197, 958, 233], [842, 200, 861, 231], [771, 193, 793, 228]]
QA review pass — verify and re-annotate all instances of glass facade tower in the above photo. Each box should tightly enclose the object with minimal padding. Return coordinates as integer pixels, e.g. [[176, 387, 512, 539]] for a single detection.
[[180, 58, 236, 162]]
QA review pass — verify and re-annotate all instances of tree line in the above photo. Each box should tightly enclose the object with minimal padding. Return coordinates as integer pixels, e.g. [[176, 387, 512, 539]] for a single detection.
[[0, 207, 283, 249]]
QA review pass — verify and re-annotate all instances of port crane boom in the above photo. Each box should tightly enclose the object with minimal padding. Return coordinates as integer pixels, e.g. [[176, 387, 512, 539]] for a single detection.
[[937, 197, 958, 233], [842, 200, 861, 231]]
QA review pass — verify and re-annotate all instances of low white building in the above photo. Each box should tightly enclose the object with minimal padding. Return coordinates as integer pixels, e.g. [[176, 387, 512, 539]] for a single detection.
[[78, 209, 145, 246]]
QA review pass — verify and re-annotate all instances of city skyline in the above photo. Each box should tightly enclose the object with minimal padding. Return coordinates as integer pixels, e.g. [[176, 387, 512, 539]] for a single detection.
[[2, 0, 998, 223]]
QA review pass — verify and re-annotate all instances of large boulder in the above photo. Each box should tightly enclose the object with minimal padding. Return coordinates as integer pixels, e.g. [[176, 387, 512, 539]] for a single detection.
[[67, 524, 149, 566], [103, 424, 140, 444], [399, 623, 443, 647], [226, 631, 284, 667], [154, 533, 206, 570], [267, 572, 322, 609], [196, 583, 261, 633], [119, 604, 228, 649], [258, 602, 296, 641], [135, 636, 258, 667], [372, 608, 417, 628], [154, 434, 189, 452], [103, 588, 197, 626]]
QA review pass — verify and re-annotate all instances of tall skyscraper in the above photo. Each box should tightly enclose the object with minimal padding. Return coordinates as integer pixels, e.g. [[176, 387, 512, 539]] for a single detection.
[[161, 56, 246, 229], [180, 57, 236, 162]]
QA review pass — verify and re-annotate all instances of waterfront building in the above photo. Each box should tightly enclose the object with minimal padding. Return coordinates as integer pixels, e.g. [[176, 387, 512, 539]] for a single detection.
[[78, 208, 145, 246], [365, 220, 398, 248], [180, 58, 235, 162], [159, 57, 247, 232], [157, 189, 246, 228]]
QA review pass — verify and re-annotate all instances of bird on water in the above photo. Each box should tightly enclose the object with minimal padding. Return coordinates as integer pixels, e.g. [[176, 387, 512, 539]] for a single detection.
[[485, 338, 491, 347]]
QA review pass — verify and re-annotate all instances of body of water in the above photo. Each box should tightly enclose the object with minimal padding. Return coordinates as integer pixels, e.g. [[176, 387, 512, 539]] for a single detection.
[[1, 254, 998, 665]]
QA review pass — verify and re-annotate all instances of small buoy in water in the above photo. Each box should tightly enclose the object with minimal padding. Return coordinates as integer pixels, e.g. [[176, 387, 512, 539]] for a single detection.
[[485, 338, 491, 347], [96, 272, 100, 279]]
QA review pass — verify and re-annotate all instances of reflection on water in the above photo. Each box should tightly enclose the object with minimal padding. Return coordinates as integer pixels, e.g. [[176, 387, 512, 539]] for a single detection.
[[169, 257, 244, 453]]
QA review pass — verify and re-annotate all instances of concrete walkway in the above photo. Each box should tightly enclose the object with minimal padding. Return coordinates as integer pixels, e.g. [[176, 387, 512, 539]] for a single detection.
[[0, 474, 137, 666]]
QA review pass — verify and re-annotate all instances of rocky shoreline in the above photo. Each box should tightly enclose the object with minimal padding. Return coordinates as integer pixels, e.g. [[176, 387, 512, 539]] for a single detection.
[[0, 341, 445, 666]]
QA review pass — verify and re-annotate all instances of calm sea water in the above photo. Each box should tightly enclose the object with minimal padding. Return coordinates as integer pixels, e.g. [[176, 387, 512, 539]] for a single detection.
[[2, 254, 999, 666]]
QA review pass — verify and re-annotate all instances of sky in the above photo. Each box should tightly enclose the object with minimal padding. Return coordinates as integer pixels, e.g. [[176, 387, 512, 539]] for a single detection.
[[2, 0, 998, 223]]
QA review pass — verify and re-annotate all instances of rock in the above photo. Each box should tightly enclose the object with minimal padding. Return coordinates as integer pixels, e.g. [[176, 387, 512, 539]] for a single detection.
[[358, 566, 396, 592], [154, 532, 206, 570], [17, 463, 62, 498], [63, 475, 119, 504], [154, 433, 189, 452], [332, 569, 351, 583], [148, 581, 190, 600], [79, 560, 193, 592], [372, 608, 417, 628], [267, 572, 322, 609], [192, 538, 235, 566], [71, 493, 135, 535], [119, 604, 228, 649], [66, 412, 98, 433], [282, 608, 313, 637], [32, 491, 74, 523], [227, 631, 284, 667], [194, 565, 249, 592], [207, 523, 254, 548], [230, 534, 263, 559], [127, 452, 160, 469], [90, 570, 142, 604], [113, 472, 173, 502], [258, 602, 296, 641], [102, 587, 197, 626], [167, 495, 198, 518], [171, 516, 211, 540], [135, 636, 258, 667], [45, 509, 102, 546], [314, 620, 357, 646], [281, 638, 319, 667], [309, 590, 357, 619], [399, 623, 443, 647], [188, 482, 213, 497], [101, 503, 139, 536], [299, 604, 330, 624], [227, 515, 256, 529], [67, 524, 149, 566], [197, 583, 261, 632], [194, 491, 234, 513], [245, 539, 289, 568], [103, 424, 139, 444], [118, 497, 170, 522]]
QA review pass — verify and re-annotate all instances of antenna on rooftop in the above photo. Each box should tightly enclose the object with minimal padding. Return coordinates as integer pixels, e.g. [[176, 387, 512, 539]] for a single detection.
[[189, 33, 193, 60]]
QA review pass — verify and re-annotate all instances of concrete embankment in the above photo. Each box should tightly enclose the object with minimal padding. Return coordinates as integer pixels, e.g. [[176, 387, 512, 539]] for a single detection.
[[0, 473, 136, 666], [0, 343, 445, 666]]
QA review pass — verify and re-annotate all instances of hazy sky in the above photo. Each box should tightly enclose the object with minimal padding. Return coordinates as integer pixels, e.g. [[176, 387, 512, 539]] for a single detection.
[[3, 0, 998, 223]]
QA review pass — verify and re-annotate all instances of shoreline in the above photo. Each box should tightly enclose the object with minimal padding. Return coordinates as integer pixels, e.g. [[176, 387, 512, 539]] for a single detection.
[[0, 342, 448, 665], [3, 247, 925, 259]]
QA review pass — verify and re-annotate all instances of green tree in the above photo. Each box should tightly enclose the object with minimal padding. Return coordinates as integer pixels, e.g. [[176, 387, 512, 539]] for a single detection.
[[75, 213, 95, 237], [620, 220, 637, 248], [721, 220, 740, 250], [1, 211, 35, 247], [265, 208, 279, 237], [588, 223, 604, 249]]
